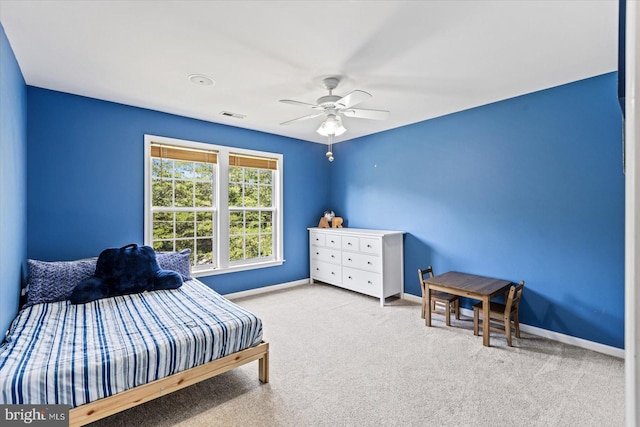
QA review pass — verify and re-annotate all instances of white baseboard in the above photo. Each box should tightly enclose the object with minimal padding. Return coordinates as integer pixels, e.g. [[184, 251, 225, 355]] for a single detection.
[[402, 293, 624, 359], [223, 278, 309, 300]]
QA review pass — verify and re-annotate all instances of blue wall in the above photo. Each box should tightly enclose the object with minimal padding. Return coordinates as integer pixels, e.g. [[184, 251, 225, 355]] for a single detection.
[[14, 56, 626, 348], [329, 73, 625, 348], [0, 25, 27, 336], [26, 88, 329, 295]]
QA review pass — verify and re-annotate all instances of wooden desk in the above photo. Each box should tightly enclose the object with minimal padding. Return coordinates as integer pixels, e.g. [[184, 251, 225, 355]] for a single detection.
[[425, 271, 512, 347]]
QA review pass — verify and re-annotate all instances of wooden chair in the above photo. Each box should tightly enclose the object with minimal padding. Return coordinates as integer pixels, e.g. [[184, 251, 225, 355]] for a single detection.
[[418, 266, 460, 326], [473, 281, 525, 346]]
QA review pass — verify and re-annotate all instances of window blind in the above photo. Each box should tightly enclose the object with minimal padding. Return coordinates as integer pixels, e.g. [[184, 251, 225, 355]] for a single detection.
[[229, 153, 278, 170], [150, 144, 218, 164]]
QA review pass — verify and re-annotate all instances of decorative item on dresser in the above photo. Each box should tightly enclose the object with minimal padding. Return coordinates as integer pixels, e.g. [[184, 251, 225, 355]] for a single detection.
[[308, 227, 405, 306]]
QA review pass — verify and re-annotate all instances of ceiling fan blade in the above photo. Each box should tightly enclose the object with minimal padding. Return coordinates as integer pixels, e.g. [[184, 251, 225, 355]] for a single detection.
[[280, 112, 325, 125], [279, 99, 323, 109], [342, 108, 389, 120], [335, 90, 372, 109]]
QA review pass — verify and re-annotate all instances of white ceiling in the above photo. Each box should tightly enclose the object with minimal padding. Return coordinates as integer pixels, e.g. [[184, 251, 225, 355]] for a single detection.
[[0, 1, 618, 145]]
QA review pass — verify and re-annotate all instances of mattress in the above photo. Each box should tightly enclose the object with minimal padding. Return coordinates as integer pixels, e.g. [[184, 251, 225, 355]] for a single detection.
[[0, 279, 263, 407]]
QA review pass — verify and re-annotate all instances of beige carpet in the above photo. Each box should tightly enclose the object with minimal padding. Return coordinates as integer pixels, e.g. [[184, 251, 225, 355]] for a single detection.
[[89, 283, 624, 427]]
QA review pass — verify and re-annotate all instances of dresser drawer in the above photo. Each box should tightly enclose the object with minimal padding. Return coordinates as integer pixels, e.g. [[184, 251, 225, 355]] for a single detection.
[[311, 247, 341, 264], [312, 260, 342, 284], [342, 267, 381, 297], [325, 235, 341, 249], [310, 231, 326, 246], [342, 236, 359, 251], [359, 237, 381, 255], [342, 251, 381, 273]]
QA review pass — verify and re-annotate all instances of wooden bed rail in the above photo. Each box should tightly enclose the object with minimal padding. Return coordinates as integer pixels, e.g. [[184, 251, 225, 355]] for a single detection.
[[69, 341, 269, 427]]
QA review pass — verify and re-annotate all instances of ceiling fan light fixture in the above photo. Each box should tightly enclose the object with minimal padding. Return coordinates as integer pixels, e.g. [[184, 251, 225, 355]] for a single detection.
[[317, 114, 346, 136]]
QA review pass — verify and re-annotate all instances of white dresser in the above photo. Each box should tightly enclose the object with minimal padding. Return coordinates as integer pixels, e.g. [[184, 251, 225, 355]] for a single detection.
[[308, 227, 405, 306]]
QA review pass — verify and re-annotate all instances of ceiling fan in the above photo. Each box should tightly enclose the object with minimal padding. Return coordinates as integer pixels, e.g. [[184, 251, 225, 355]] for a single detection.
[[279, 77, 390, 137]]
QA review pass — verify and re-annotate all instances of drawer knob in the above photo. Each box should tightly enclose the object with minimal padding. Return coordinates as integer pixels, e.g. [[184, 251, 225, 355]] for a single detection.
[[316, 252, 319, 255], [348, 242, 352, 246], [347, 258, 352, 261], [316, 268, 319, 271], [331, 255, 335, 258], [367, 261, 372, 265], [367, 280, 372, 284], [331, 272, 335, 275], [348, 276, 352, 279], [367, 244, 372, 248], [331, 240, 335, 243]]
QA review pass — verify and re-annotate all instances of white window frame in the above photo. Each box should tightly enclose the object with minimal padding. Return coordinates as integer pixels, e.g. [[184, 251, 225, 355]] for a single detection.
[[144, 134, 284, 276]]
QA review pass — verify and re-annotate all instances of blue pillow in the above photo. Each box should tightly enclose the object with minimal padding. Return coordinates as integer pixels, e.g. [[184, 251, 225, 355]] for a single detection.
[[25, 258, 97, 308], [70, 244, 182, 304], [156, 249, 192, 281]]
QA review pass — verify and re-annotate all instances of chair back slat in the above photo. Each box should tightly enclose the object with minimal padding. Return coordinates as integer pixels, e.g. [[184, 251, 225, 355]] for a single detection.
[[417, 266, 434, 294], [506, 281, 525, 314]]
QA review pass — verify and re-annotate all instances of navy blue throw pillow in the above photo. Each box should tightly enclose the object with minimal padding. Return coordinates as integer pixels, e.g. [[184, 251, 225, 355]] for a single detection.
[[70, 244, 182, 304]]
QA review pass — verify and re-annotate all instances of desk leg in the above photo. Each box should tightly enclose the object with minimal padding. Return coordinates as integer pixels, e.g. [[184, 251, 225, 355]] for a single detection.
[[426, 286, 432, 327], [482, 296, 490, 346]]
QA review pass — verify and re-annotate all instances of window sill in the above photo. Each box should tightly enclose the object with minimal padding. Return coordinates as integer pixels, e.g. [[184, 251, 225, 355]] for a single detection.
[[192, 259, 285, 277]]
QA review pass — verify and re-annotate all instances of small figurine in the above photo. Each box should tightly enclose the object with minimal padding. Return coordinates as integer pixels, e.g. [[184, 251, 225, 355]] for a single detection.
[[318, 210, 335, 228]]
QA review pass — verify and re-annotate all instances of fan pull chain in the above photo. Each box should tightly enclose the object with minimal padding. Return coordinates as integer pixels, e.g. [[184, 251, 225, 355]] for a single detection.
[[326, 134, 334, 162]]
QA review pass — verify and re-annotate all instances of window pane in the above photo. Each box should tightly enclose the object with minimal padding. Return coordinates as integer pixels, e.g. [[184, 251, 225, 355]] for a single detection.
[[152, 158, 173, 179], [229, 211, 244, 235], [246, 211, 259, 232], [174, 161, 194, 179], [229, 166, 243, 183], [194, 162, 213, 180], [153, 212, 174, 240], [260, 211, 273, 232], [244, 184, 258, 207], [196, 238, 213, 265], [230, 236, 244, 261], [194, 182, 213, 207], [175, 211, 194, 238], [153, 240, 174, 252], [245, 168, 258, 184], [259, 185, 272, 207], [229, 183, 242, 207], [259, 169, 272, 185], [175, 181, 194, 207], [246, 235, 259, 259], [196, 212, 213, 237], [260, 234, 273, 257], [152, 179, 172, 207]]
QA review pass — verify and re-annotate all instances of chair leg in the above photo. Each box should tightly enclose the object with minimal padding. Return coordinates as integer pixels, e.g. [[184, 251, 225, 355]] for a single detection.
[[505, 315, 512, 347], [421, 296, 426, 319], [514, 311, 520, 338], [473, 307, 479, 336], [454, 300, 460, 320]]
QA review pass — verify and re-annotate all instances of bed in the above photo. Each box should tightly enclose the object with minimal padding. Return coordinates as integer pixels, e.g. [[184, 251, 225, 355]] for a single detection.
[[0, 278, 269, 426]]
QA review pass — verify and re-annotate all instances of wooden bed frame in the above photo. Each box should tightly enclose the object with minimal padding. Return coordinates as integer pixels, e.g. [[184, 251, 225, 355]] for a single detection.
[[69, 341, 269, 426]]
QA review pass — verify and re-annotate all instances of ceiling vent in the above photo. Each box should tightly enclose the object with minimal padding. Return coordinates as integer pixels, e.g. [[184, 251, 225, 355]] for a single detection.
[[220, 111, 246, 119]]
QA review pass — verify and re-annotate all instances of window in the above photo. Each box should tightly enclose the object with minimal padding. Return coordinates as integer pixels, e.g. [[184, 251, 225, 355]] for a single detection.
[[144, 135, 283, 276], [228, 154, 277, 263]]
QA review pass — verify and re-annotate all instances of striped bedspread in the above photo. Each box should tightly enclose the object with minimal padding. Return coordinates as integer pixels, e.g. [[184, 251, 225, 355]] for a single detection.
[[0, 279, 263, 407]]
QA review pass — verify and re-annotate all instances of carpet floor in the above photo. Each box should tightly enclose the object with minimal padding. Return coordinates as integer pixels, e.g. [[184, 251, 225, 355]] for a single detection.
[[89, 283, 624, 426]]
